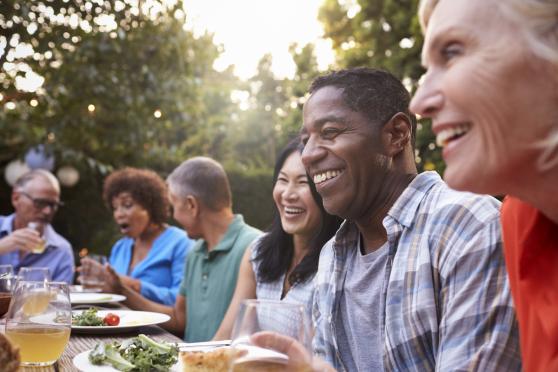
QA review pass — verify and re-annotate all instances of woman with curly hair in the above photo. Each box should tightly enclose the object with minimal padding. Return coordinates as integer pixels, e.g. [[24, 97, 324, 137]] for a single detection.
[[82, 167, 193, 306], [213, 138, 342, 340]]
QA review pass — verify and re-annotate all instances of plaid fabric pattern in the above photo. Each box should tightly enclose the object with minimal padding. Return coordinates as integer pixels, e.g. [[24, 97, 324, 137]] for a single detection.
[[312, 172, 521, 371]]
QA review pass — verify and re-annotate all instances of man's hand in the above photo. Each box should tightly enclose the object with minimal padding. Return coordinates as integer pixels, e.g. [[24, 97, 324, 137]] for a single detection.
[[251, 332, 336, 372], [0, 227, 44, 255]]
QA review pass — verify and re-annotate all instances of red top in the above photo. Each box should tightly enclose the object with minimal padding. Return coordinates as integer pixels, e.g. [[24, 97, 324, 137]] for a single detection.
[[501, 196, 558, 372]]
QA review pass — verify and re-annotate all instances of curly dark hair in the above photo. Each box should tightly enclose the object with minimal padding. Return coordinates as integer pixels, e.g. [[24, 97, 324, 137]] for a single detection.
[[254, 138, 342, 285], [309, 67, 417, 148], [103, 167, 170, 225]]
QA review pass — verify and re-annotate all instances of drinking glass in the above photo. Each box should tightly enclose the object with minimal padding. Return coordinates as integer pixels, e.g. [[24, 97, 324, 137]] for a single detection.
[[230, 299, 313, 372], [0, 264, 15, 317], [27, 221, 46, 254], [5, 281, 71, 366], [78, 254, 108, 288], [18, 267, 51, 282]]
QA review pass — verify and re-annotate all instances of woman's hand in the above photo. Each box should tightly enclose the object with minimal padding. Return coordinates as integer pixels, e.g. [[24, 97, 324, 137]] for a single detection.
[[120, 275, 141, 292], [102, 266, 141, 293], [102, 265, 124, 294], [77, 257, 106, 285], [250, 332, 336, 372]]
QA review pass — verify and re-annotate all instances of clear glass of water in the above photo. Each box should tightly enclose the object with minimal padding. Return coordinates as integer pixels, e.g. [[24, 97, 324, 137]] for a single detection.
[[78, 254, 108, 289]]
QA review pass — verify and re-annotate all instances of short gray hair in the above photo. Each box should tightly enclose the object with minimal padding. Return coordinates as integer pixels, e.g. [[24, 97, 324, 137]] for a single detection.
[[14, 169, 60, 194], [167, 157, 232, 211]]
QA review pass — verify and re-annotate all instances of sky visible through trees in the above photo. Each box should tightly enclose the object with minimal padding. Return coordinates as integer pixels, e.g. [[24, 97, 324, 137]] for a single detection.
[[0, 0, 441, 250]]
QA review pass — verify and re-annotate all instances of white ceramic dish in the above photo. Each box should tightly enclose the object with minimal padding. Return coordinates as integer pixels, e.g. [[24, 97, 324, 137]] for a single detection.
[[73, 349, 182, 371], [70, 285, 102, 293], [71, 310, 170, 334], [234, 344, 288, 365], [70, 293, 126, 305]]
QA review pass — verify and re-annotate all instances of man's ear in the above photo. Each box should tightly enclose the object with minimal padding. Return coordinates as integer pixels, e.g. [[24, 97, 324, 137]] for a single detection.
[[383, 112, 412, 157], [11, 190, 20, 209], [185, 195, 199, 217]]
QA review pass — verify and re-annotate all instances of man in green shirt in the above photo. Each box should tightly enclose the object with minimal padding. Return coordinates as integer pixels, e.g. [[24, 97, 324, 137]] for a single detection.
[[106, 157, 261, 341]]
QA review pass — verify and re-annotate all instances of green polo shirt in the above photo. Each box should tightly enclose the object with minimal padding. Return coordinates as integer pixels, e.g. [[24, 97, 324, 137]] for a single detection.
[[179, 214, 261, 342]]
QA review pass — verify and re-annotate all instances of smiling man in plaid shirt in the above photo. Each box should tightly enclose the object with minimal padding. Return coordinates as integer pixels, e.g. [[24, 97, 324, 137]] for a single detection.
[[254, 68, 521, 371]]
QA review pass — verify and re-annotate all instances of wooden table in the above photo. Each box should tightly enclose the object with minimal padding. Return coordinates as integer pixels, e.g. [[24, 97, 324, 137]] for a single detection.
[[1, 304, 183, 371]]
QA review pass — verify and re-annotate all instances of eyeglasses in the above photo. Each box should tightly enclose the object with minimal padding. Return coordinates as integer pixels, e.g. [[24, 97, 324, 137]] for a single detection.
[[19, 192, 64, 210]]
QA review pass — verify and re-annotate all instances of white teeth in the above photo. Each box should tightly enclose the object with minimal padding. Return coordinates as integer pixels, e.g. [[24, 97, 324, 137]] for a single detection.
[[436, 124, 471, 147], [313, 169, 342, 184], [285, 207, 304, 214]]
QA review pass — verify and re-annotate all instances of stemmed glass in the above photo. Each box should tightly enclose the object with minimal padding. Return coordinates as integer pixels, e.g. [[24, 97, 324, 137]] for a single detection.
[[4, 281, 71, 366], [0, 264, 15, 317], [229, 299, 313, 372]]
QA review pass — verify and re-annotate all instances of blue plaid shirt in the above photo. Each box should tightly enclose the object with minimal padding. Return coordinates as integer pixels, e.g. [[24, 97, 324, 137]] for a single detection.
[[313, 172, 521, 371]]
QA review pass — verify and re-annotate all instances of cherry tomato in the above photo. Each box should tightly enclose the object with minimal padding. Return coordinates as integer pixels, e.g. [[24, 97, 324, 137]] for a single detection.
[[103, 313, 120, 326]]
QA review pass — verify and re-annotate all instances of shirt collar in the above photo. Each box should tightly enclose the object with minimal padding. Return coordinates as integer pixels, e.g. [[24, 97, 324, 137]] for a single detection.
[[0, 214, 14, 236], [387, 171, 441, 228], [194, 214, 246, 254]]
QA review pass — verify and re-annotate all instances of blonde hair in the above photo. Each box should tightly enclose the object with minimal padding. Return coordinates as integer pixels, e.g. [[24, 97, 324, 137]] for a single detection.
[[419, 0, 558, 65], [418, 0, 558, 172]]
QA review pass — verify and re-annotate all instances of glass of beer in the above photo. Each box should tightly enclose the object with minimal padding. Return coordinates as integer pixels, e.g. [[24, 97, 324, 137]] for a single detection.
[[27, 222, 46, 254], [230, 299, 313, 372], [0, 264, 15, 317], [4, 281, 71, 366]]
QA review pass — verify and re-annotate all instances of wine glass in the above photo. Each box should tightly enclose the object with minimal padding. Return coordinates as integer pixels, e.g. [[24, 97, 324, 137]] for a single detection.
[[18, 267, 51, 282], [4, 281, 71, 366], [0, 264, 15, 317], [230, 299, 313, 372]]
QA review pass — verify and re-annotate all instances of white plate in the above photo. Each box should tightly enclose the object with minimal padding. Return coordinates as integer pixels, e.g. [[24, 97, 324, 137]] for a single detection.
[[234, 344, 288, 365], [70, 293, 126, 305], [72, 310, 170, 334], [73, 349, 182, 371], [70, 285, 102, 293]]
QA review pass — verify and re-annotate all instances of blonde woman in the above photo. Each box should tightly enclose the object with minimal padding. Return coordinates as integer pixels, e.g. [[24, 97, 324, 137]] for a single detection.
[[410, 0, 558, 370]]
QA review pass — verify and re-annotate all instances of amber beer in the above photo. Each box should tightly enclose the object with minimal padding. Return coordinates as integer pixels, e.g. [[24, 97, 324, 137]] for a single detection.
[[0, 292, 11, 317], [5, 327, 70, 364]]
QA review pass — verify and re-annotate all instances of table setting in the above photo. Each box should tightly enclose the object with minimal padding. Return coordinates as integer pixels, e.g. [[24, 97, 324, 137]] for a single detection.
[[1, 262, 307, 372]]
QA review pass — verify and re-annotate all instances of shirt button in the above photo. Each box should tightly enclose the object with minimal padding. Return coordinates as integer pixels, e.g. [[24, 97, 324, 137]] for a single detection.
[[202, 274, 208, 280]]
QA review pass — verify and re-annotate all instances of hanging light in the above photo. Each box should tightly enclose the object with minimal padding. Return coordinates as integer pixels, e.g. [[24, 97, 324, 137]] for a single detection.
[[25, 145, 55, 171], [56, 165, 80, 187], [4, 160, 31, 186]]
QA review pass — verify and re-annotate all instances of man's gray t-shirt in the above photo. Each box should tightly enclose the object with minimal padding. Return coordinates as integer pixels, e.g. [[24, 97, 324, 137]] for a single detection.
[[336, 239, 388, 371]]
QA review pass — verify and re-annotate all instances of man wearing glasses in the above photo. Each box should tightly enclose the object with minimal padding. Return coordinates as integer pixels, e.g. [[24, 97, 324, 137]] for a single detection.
[[0, 169, 74, 283]]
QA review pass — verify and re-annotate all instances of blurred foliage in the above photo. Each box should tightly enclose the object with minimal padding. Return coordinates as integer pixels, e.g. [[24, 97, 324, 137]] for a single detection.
[[0, 0, 243, 253], [227, 166, 274, 231], [318, 0, 444, 173], [0, 0, 445, 256]]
